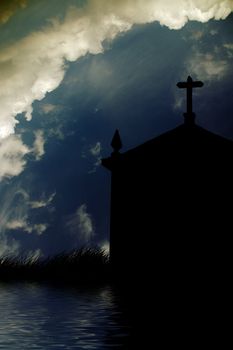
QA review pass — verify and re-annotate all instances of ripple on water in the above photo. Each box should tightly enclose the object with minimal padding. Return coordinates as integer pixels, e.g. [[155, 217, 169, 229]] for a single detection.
[[0, 282, 131, 350]]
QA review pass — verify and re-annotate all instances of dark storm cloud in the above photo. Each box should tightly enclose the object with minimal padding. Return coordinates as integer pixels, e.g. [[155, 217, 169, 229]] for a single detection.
[[0, 0, 232, 143], [0, 0, 27, 24]]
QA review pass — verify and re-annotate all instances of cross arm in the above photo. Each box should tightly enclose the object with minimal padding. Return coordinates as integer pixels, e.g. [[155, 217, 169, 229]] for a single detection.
[[192, 81, 204, 88], [177, 82, 187, 88], [177, 81, 204, 89]]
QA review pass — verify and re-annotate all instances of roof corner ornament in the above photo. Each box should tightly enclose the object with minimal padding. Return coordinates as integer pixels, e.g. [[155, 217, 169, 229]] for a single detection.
[[111, 129, 122, 154]]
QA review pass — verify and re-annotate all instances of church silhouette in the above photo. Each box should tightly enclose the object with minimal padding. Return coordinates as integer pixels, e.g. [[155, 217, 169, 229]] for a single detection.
[[102, 76, 233, 281]]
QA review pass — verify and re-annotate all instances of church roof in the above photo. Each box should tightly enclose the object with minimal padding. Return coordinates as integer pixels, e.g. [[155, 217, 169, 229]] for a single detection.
[[102, 76, 233, 171], [123, 123, 232, 156], [102, 123, 233, 171]]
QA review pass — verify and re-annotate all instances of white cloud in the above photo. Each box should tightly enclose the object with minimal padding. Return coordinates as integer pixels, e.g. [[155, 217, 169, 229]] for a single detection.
[[190, 30, 204, 40], [82, 141, 103, 173], [0, 236, 20, 257], [76, 205, 94, 241], [90, 141, 102, 157], [66, 204, 95, 243], [174, 42, 231, 112], [0, 0, 232, 141], [0, 187, 24, 256], [224, 42, 233, 57], [174, 95, 185, 111], [48, 125, 65, 141], [210, 29, 218, 35], [5, 218, 28, 230], [224, 43, 233, 50], [6, 219, 48, 235], [100, 240, 110, 255], [31, 224, 48, 235], [40, 103, 57, 114], [187, 52, 229, 81], [39, 103, 63, 115], [0, 130, 47, 181], [0, 186, 54, 256], [0, 134, 30, 180], [87, 141, 102, 173], [29, 192, 56, 209], [32, 130, 45, 161]]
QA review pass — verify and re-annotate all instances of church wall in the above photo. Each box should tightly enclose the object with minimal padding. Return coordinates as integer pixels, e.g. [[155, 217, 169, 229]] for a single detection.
[[108, 136, 233, 278]]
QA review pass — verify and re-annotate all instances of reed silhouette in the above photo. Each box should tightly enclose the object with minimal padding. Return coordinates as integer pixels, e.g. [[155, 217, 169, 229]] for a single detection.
[[0, 247, 109, 284]]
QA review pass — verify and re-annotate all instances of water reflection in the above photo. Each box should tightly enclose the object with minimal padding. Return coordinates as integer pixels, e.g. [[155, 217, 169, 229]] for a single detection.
[[0, 282, 131, 349]]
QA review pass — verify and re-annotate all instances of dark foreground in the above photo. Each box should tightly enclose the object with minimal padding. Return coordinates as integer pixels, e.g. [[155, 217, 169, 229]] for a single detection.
[[0, 248, 230, 348]]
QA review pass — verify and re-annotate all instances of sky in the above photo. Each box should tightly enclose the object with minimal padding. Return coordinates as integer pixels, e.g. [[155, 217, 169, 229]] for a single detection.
[[0, 0, 233, 258]]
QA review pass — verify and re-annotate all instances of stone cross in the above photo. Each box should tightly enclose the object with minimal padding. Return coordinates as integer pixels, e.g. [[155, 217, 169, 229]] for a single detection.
[[177, 76, 204, 124]]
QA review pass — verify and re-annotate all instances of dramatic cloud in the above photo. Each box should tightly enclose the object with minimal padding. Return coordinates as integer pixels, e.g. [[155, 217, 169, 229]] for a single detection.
[[0, 131, 48, 181], [0, 0, 232, 141], [0, 0, 27, 25], [66, 204, 95, 244], [0, 135, 30, 179]]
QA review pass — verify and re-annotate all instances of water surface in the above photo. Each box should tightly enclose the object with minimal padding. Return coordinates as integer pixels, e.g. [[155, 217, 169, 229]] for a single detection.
[[0, 282, 131, 349]]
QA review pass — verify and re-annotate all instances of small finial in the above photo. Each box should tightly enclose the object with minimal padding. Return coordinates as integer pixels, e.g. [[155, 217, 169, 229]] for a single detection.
[[111, 129, 122, 153]]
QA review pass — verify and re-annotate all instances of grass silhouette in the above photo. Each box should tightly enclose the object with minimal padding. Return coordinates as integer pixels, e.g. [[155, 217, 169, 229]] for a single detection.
[[0, 247, 110, 284]]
